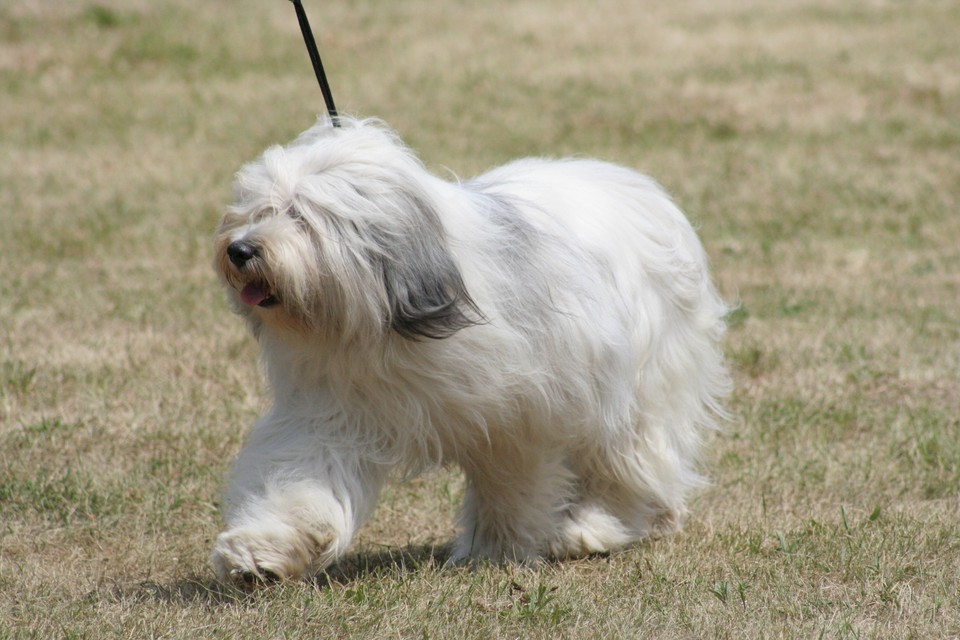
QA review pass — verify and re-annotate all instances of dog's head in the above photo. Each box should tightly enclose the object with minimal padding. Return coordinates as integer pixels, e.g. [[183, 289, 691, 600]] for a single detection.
[[214, 117, 481, 342]]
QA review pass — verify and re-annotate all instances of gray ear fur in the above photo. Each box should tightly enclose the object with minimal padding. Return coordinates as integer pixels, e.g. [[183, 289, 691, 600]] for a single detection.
[[370, 197, 483, 341]]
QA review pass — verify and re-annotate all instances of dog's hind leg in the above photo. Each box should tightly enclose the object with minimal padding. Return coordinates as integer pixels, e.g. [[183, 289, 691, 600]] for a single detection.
[[550, 485, 684, 559], [547, 439, 693, 559]]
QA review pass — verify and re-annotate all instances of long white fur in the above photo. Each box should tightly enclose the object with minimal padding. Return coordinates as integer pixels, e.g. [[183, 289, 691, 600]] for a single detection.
[[210, 117, 730, 583]]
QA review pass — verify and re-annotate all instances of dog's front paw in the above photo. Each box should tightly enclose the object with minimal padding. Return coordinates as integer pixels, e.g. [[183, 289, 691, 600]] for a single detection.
[[211, 521, 335, 586]]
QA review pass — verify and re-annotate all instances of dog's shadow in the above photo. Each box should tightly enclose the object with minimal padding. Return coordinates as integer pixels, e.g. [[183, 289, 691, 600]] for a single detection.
[[108, 543, 449, 606], [315, 542, 450, 587]]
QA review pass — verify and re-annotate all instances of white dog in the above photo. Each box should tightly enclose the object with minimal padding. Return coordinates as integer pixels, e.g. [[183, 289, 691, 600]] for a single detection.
[[210, 116, 730, 585]]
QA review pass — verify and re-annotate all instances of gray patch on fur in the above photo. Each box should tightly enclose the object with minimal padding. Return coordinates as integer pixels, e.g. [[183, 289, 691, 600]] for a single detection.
[[465, 188, 576, 325], [369, 193, 484, 341]]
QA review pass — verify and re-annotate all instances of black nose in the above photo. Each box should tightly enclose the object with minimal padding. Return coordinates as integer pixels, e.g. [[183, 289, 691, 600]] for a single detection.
[[227, 240, 259, 268]]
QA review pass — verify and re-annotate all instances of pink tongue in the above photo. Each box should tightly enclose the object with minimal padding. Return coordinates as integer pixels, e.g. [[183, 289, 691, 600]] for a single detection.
[[240, 282, 271, 306]]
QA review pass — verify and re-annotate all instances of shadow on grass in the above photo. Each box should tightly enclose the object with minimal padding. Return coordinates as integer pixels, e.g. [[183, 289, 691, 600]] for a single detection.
[[99, 576, 249, 606], [315, 542, 450, 587], [100, 543, 450, 606]]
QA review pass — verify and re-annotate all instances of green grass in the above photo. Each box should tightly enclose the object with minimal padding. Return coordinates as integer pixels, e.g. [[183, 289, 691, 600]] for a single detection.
[[2, 0, 959, 637]]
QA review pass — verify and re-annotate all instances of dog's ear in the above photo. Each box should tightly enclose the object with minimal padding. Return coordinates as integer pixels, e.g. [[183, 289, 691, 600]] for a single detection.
[[383, 254, 481, 341], [371, 200, 483, 341]]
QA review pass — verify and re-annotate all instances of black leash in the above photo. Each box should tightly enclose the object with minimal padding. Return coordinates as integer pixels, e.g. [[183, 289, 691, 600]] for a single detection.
[[289, 0, 340, 127]]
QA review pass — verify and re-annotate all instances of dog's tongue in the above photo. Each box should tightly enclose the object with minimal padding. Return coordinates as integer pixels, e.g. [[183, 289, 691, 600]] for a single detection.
[[240, 282, 271, 306]]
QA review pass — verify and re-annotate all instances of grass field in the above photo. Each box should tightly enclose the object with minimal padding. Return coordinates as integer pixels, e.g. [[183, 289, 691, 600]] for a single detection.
[[2, 0, 959, 637]]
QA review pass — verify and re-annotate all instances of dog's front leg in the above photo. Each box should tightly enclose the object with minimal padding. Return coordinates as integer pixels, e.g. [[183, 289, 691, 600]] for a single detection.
[[210, 418, 387, 585], [450, 448, 577, 565]]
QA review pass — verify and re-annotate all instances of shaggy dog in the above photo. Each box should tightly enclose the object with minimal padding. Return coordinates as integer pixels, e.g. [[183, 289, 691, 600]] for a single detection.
[[210, 117, 730, 584]]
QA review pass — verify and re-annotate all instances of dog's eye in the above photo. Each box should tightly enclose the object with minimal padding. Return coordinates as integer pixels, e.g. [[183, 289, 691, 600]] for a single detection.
[[287, 207, 303, 220]]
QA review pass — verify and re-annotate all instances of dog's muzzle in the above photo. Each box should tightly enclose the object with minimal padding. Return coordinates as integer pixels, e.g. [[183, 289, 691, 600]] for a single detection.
[[227, 240, 279, 308], [227, 240, 259, 268]]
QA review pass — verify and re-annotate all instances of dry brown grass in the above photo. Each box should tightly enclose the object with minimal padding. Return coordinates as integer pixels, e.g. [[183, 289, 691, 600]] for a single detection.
[[2, 0, 959, 637]]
